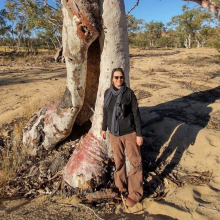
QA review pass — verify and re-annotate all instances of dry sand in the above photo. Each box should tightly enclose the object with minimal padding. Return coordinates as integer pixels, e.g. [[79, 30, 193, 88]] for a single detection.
[[0, 48, 220, 219]]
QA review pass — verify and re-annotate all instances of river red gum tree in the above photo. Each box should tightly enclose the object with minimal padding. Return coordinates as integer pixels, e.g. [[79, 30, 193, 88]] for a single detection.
[[23, 0, 219, 189]]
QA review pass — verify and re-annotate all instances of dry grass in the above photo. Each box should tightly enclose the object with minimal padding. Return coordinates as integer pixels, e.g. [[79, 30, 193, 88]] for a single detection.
[[0, 98, 44, 186], [165, 54, 220, 66], [0, 50, 56, 67], [154, 67, 168, 72]]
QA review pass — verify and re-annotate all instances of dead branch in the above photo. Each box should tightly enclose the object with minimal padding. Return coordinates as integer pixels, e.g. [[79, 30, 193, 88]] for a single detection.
[[126, 0, 140, 15], [52, 202, 104, 220]]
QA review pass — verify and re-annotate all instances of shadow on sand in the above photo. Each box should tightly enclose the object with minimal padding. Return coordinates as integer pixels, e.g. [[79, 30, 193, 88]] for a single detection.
[[140, 86, 220, 195]]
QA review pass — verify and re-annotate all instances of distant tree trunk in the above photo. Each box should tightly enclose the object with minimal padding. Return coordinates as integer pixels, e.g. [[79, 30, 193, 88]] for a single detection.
[[55, 35, 62, 48], [46, 41, 51, 51], [54, 46, 63, 62], [188, 33, 191, 49], [184, 38, 188, 48], [50, 37, 57, 50], [16, 36, 21, 53]]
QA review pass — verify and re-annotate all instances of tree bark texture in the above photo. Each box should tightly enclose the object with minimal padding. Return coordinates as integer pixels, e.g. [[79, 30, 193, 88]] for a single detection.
[[186, 0, 220, 19], [23, 0, 129, 188], [23, 0, 100, 155], [63, 0, 130, 188], [22, 0, 218, 189]]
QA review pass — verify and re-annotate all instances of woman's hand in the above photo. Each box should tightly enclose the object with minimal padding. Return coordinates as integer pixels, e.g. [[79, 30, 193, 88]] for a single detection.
[[136, 136, 143, 147], [101, 131, 106, 139]]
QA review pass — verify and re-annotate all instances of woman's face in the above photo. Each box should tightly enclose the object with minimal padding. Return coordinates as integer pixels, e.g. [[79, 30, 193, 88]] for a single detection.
[[112, 71, 124, 88]]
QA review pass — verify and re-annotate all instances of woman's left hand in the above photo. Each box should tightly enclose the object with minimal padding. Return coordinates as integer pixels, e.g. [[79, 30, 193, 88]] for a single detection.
[[136, 136, 143, 147]]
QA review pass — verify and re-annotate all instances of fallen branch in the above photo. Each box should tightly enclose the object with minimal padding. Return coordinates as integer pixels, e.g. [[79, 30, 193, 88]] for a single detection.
[[121, 194, 130, 213], [194, 204, 220, 213], [52, 201, 104, 220]]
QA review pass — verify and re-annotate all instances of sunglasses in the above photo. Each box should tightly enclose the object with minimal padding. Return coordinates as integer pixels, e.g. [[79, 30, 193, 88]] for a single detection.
[[114, 76, 124, 80]]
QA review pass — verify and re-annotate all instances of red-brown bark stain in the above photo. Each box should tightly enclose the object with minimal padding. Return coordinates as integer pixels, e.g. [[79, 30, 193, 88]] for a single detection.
[[65, 133, 106, 176], [63, 0, 99, 43]]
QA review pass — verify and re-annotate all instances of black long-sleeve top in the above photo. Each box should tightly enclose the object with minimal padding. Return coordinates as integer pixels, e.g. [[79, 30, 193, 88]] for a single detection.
[[102, 87, 142, 137]]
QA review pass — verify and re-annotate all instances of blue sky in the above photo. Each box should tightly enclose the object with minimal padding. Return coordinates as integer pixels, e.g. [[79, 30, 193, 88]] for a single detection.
[[124, 0, 198, 24], [0, 0, 199, 25]]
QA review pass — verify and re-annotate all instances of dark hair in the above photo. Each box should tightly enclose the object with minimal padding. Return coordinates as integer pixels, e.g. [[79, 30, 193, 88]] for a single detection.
[[111, 68, 126, 85]]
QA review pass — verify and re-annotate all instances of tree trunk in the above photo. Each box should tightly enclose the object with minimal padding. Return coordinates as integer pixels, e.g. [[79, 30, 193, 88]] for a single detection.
[[16, 36, 21, 53], [23, 0, 129, 189], [63, 0, 129, 188], [184, 38, 188, 48], [22, 0, 220, 191], [188, 33, 191, 49], [23, 0, 100, 155]]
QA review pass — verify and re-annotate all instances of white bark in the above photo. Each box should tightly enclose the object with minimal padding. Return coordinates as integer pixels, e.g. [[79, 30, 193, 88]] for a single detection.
[[188, 33, 191, 49], [63, 0, 130, 188], [23, 0, 99, 155], [185, 0, 220, 19]]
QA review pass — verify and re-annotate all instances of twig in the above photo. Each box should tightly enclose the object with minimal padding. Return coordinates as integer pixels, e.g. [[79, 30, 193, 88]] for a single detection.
[[121, 194, 130, 213], [126, 0, 140, 15], [52, 202, 104, 220], [77, 203, 104, 220], [50, 170, 63, 181], [194, 204, 220, 213]]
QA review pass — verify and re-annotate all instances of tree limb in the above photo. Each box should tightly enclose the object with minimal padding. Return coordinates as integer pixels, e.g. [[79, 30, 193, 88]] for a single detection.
[[126, 0, 140, 15], [184, 0, 220, 19]]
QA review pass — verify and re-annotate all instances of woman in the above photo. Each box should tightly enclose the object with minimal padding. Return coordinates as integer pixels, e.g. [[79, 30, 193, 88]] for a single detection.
[[101, 68, 143, 207]]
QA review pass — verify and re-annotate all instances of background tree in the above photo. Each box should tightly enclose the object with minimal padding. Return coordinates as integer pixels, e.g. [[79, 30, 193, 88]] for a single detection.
[[4, 0, 62, 51], [195, 25, 215, 47], [127, 14, 144, 45], [0, 9, 11, 52], [168, 5, 213, 48], [144, 21, 165, 47]]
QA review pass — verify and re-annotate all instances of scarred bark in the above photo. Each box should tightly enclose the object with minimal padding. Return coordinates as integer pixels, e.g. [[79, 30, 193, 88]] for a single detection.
[[63, 0, 130, 188], [23, 0, 219, 189], [23, 0, 100, 155]]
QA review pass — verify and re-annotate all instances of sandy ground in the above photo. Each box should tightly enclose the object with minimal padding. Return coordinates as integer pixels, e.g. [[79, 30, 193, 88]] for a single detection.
[[0, 63, 66, 126], [0, 48, 220, 219]]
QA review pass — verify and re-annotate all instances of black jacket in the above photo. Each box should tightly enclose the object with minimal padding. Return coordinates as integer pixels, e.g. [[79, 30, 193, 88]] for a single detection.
[[102, 87, 142, 136]]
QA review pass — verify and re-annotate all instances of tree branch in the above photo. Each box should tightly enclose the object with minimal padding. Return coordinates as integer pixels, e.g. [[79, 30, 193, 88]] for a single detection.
[[126, 0, 140, 15], [184, 0, 220, 19]]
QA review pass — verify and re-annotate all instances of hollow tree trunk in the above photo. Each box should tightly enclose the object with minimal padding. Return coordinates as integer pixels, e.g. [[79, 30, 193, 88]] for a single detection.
[[22, 0, 220, 190], [23, 0, 100, 155], [23, 0, 129, 188], [63, 0, 129, 188]]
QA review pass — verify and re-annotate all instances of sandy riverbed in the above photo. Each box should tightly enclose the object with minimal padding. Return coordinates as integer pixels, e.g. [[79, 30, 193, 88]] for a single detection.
[[0, 48, 220, 219]]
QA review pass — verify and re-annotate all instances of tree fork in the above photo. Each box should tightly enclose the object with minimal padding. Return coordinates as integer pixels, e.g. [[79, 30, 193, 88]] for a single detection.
[[22, 0, 219, 189], [63, 0, 130, 188], [23, 0, 100, 154]]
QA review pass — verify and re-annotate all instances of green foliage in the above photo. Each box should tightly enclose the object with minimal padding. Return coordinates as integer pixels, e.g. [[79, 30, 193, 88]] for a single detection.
[[168, 5, 213, 37], [0, 9, 11, 38], [1, 0, 62, 52], [127, 14, 144, 33], [128, 5, 219, 50]]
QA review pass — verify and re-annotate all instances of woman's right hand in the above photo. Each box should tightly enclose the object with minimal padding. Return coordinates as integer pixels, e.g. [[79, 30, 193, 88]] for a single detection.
[[101, 131, 106, 139]]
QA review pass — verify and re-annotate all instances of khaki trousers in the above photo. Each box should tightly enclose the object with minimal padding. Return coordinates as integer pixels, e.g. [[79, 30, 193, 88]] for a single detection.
[[109, 132, 143, 202]]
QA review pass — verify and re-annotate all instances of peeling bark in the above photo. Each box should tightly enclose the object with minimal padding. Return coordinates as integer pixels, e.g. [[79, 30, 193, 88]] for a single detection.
[[63, 0, 130, 188], [185, 0, 220, 19], [23, 0, 100, 154]]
